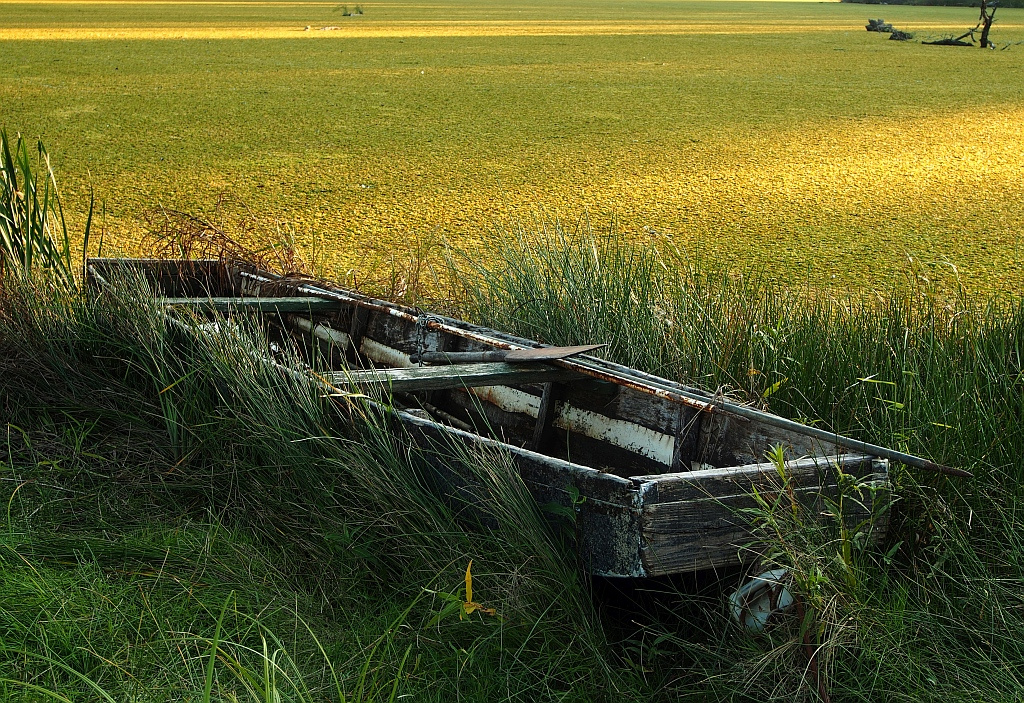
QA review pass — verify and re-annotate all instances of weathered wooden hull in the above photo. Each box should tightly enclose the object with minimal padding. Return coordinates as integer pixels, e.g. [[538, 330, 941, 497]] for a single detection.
[[87, 258, 890, 578]]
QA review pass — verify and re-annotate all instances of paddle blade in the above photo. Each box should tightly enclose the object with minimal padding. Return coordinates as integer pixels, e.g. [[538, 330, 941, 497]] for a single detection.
[[503, 344, 607, 362]]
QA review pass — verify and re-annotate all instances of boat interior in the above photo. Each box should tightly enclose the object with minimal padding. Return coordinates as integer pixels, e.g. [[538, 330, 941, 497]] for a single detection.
[[86, 257, 850, 481]]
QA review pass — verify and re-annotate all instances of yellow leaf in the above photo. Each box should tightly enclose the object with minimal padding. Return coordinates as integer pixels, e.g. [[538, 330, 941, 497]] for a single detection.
[[460, 560, 497, 619]]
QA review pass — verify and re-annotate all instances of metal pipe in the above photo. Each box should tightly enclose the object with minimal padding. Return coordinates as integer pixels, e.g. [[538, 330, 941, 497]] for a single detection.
[[289, 315, 351, 349]]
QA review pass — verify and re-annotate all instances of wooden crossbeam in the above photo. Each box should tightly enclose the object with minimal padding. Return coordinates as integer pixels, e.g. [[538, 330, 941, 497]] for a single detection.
[[161, 297, 338, 313], [332, 362, 583, 393], [530, 382, 560, 452]]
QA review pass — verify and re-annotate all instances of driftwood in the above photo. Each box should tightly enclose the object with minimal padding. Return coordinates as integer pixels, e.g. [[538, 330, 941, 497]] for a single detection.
[[923, 37, 974, 46], [979, 0, 997, 48]]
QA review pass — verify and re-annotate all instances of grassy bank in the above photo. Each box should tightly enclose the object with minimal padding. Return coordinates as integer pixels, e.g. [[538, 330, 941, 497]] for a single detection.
[[3, 230, 1024, 700], [0, 268, 621, 701], [4, 138, 1024, 700]]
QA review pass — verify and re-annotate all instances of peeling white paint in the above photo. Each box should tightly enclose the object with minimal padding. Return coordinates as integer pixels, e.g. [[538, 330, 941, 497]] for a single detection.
[[357, 343, 676, 467], [468, 386, 674, 466], [469, 385, 542, 417], [554, 405, 675, 465], [360, 338, 414, 368], [291, 315, 351, 349]]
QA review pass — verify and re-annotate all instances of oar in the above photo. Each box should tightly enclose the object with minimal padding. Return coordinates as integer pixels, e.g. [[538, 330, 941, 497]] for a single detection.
[[410, 344, 606, 365]]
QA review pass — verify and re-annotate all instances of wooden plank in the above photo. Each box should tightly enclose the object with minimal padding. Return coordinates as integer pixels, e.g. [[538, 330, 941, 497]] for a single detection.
[[161, 296, 338, 313], [529, 382, 560, 452], [562, 430, 669, 479], [671, 404, 703, 472], [420, 327, 452, 407], [635, 454, 881, 504], [347, 305, 371, 365], [395, 408, 645, 577], [445, 386, 540, 445], [642, 483, 879, 533], [641, 501, 889, 576], [562, 380, 689, 438], [696, 412, 840, 469], [641, 498, 884, 576], [332, 361, 583, 393], [89, 258, 232, 298], [638, 457, 890, 576], [452, 382, 679, 470], [555, 402, 676, 466], [641, 528, 760, 575], [220, 263, 972, 478]]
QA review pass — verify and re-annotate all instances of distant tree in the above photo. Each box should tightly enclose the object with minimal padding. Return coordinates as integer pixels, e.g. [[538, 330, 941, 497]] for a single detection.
[[978, 0, 997, 48], [922, 0, 999, 47]]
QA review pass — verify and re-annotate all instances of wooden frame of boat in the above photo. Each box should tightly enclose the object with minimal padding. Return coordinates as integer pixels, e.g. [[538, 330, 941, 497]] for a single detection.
[[87, 257, 903, 578]]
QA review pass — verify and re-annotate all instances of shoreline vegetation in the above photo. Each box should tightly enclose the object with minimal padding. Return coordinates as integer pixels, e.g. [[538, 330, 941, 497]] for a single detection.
[[3, 133, 1024, 701]]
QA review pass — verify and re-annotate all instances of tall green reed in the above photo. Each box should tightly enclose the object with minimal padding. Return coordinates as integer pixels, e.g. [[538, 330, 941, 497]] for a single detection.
[[0, 266, 618, 701], [456, 221, 1024, 701], [0, 131, 92, 285], [458, 221, 1024, 486]]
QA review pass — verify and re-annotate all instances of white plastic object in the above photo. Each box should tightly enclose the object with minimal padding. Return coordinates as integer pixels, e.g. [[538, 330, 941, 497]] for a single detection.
[[727, 568, 795, 631]]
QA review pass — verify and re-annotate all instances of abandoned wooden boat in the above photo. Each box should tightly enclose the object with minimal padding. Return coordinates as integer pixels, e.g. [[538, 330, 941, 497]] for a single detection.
[[86, 257, 963, 579]]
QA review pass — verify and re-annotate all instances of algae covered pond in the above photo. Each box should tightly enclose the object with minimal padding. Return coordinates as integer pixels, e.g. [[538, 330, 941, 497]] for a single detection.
[[2, 0, 1023, 292]]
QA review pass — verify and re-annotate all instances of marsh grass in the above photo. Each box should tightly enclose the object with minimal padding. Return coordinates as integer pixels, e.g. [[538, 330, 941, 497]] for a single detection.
[[0, 130, 90, 286], [456, 221, 1024, 701], [0, 265, 616, 701], [7, 0, 1024, 294], [5, 145, 1024, 701]]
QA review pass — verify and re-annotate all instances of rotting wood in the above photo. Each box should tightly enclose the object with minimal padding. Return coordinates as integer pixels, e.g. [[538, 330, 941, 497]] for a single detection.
[[233, 266, 964, 476], [461, 383, 677, 467], [640, 528, 761, 574], [642, 484, 878, 533], [88, 258, 912, 577], [88, 258, 230, 298], [411, 344, 606, 365], [634, 454, 881, 503], [562, 430, 669, 478], [696, 412, 841, 470], [347, 305, 371, 365], [420, 326, 452, 408], [357, 336, 678, 465], [447, 385, 540, 443], [555, 403, 675, 466], [636, 456, 889, 576], [671, 404, 702, 473], [332, 361, 583, 394], [530, 382, 560, 452]]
